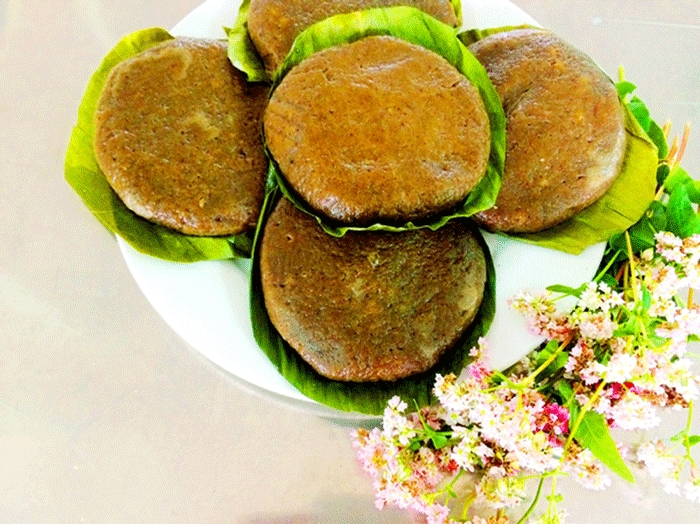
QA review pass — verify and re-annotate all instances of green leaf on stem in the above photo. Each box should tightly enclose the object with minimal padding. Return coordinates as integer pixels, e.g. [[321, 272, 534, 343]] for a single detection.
[[642, 286, 652, 312], [671, 431, 700, 447], [574, 410, 635, 483], [609, 200, 667, 258], [616, 81, 668, 159], [554, 379, 575, 406], [546, 284, 586, 298], [657, 163, 671, 186], [628, 96, 652, 132], [533, 340, 569, 376], [664, 166, 700, 203], [648, 119, 669, 160], [667, 184, 700, 239], [599, 273, 620, 290], [615, 80, 637, 100]]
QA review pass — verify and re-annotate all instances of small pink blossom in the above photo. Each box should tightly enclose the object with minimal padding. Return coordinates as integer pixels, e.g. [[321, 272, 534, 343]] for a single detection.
[[535, 403, 570, 443]]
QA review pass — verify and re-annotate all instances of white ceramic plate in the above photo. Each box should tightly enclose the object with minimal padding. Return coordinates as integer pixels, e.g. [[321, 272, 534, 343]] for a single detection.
[[118, 0, 605, 417]]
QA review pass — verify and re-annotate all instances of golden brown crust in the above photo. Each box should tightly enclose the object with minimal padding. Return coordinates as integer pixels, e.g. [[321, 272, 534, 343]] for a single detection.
[[247, 0, 459, 74], [470, 29, 626, 233], [264, 36, 490, 225], [94, 38, 269, 236], [259, 198, 487, 382]]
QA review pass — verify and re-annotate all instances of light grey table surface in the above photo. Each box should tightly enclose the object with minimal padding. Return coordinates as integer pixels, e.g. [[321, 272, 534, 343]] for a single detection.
[[1, 0, 698, 522]]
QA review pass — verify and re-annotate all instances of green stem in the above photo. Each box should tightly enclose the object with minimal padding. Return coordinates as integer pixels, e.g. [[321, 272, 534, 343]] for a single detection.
[[685, 401, 696, 467], [443, 469, 465, 504], [594, 250, 621, 283], [461, 491, 477, 521], [517, 477, 545, 524], [625, 231, 639, 303], [547, 475, 559, 516], [523, 337, 572, 387]]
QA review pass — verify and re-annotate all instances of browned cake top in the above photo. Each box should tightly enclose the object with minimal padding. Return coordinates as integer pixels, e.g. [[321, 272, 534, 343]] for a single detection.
[[470, 29, 626, 233], [94, 38, 269, 236], [247, 0, 459, 74], [264, 36, 491, 226], [259, 198, 487, 382]]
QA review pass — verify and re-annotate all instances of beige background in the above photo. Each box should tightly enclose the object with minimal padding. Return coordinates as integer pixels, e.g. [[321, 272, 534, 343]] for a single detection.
[[1, 0, 699, 522]]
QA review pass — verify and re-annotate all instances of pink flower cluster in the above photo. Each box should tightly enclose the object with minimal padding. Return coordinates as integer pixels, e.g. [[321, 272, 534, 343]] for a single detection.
[[353, 231, 700, 523]]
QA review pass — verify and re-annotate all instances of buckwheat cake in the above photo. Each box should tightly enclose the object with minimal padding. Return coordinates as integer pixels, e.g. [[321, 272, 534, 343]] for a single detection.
[[93, 37, 269, 236], [264, 35, 491, 225], [259, 198, 487, 382], [247, 0, 460, 74], [470, 28, 626, 233]]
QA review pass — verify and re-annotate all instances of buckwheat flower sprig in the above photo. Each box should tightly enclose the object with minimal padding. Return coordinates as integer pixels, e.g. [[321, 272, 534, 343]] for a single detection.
[[352, 336, 616, 523], [353, 230, 700, 523]]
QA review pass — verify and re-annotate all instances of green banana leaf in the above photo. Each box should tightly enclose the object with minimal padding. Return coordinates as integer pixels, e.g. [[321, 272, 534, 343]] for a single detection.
[[226, 0, 270, 83], [457, 25, 658, 254], [65, 27, 253, 262], [267, 6, 505, 237], [450, 0, 463, 27], [457, 25, 538, 46], [226, 1, 464, 83], [249, 187, 496, 415], [512, 105, 658, 254]]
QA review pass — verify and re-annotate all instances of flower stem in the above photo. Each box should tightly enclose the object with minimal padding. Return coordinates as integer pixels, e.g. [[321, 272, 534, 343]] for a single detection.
[[524, 337, 572, 387], [594, 250, 621, 283], [685, 401, 696, 467], [461, 491, 477, 521], [517, 476, 545, 524], [625, 231, 639, 303]]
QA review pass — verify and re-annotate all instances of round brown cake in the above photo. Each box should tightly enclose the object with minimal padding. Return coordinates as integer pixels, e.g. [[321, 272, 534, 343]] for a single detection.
[[247, 0, 460, 74], [94, 37, 269, 236], [259, 198, 487, 382], [264, 35, 491, 226], [469, 29, 626, 233]]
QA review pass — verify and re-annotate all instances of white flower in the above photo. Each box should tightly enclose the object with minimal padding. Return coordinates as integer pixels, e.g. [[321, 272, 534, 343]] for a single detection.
[[684, 479, 700, 503], [576, 312, 616, 341], [562, 447, 612, 491], [382, 396, 416, 446], [646, 263, 685, 306], [654, 357, 700, 402], [476, 473, 527, 509], [578, 282, 604, 311], [605, 393, 660, 430], [636, 441, 683, 494], [528, 508, 569, 524], [449, 426, 484, 472], [656, 231, 685, 263], [605, 352, 639, 383]]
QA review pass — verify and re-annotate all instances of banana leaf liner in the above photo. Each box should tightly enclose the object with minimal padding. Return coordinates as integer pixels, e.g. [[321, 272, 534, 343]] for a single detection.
[[249, 186, 496, 415], [227, 0, 464, 83], [65, 27, 253, 262], [232, 6, 506, 237], [458, 25, 659, 255]]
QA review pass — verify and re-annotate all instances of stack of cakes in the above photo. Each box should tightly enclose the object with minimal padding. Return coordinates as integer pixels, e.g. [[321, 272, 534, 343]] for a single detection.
[[77, 0, 643, 389]]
